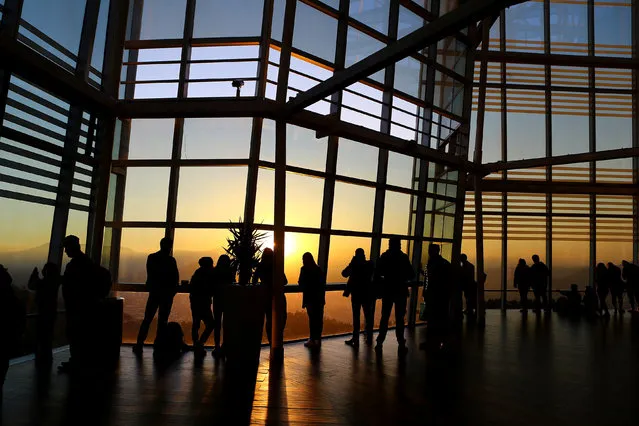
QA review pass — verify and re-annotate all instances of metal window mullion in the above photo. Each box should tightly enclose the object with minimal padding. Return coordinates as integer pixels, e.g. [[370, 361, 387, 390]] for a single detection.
[[588, 0, 596, 286], [318, 0, 349, 274], [76, 0, 102, 82], [243, 0, 275, 227], [633, 0, 639, 264], [544, 0, 553, 297], [0, 0, 24, 128], [499, 10, 507, 311], [370, 0, 399, 262]]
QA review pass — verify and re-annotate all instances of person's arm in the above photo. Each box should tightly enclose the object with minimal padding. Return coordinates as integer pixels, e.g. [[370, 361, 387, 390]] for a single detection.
[[341, 262, 352, 278], [298, 267, 306, 291]]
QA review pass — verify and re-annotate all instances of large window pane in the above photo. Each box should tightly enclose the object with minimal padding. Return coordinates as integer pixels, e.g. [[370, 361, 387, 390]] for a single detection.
[[507, 90, 545, 161], [175, 167, 247, 222], [122, 168, 170, 221], [327, 236, 372, 283], [182, 118, 252, 159], [254, 168, 274, 225], [332, 183, 375, 232], [387, 151, 414, 188], [549, 1, 587, 56], [118, 228, 166, 283], [20, 0, 87, 56], [349, 0, 389, 35], [285, 173, 323, 228], [193, 0, 263, 38], [594, 3, 631, 57], [173, 228, 231, 282], [336, 138, 378, 182], [286, 125, 327, 172], [293, 2, 338, 62], [127, 119, 174, 159], [139, 0, 186, 40], [383, 191, 411, 236]]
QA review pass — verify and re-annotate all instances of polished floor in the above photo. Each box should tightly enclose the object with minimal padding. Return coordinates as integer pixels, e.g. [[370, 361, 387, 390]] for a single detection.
[[3, 311, 639, 426]]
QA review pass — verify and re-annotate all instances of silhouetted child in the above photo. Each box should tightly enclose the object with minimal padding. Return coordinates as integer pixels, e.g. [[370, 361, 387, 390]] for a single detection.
[[28, 263, 61, 367], [1, 265, 25, 394], [595, 263, 610, 317], [189, 257, 215, 357], [298, 252, 326, 349], [212, 254, 234, 357]]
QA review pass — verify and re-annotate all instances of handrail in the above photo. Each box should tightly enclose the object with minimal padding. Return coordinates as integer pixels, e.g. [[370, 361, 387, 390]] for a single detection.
[[114, 281, 423, 293]]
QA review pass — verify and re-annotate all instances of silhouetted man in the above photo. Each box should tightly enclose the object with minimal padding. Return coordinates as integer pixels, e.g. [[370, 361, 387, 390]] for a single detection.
[[460, 254, 477, 317], [133, 238, 179, 355], [1, 265, 24, 394], [28, 262, 60, 367], [189, 257, 215, 357], [253, 248, 288, 346], [621, 260, 639, 312], [608, 262, 625, 315], [595, 263, 610, 317], [59, 235, 97, 372], [342, 248, 375, 347], [530, 254, 549, 313], [421, 244, 452, 352], [374, 237, 414, 355], [514, 258, 531, 313]]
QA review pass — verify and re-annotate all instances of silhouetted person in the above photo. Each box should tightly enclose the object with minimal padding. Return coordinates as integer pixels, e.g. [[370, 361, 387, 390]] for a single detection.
[[420, 243, 451, 352], [595, 263, 610, 317], [253, 248, 288, 345], [28, 262, 60, 367], [59, 235, 98, 372], [583, 286, 598, 319], [608, 262, 625, 315], [1, 265, 25, 394], [530, 254, 550, 313], [213, 254, 234, 356], [133, 238, 179, 355], [621, 260, 639, 312], [298, 253, 326, 349], [374, 238, 414, 355], [460, 254, 477, 317], [514, 258, 531, 313], [558, 284, 581, 317], [342, 248, 374, 347], [189, 257, 215, 357]]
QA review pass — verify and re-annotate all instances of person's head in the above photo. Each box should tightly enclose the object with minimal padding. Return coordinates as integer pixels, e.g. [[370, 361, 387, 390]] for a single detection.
[[159, 237, 173, 254], [518, 258, 526, 266], [389, 237, 402, 252], [302, 252, 316, 268], [62, 235, 82, 259], [354, 248, 366, 261], [42, 262, 59, 279], [261, 248, 274, 264], [622, 260, 631, 268], [460, 253, 467, 263], [607, 262, 614, 269], [532, 254, 540, 263], [428, 243, 440, 258], [217, 254, 231, 268], [570, 284, 578, 292], [596, 263, 606, 273], [198, 257, 214, 268]]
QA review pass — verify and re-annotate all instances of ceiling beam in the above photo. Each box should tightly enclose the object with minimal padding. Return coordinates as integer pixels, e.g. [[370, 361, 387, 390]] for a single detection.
[[116, 97, 274, 119], [483, 50, 639, 69], [283, 0, 527, 115], [472, 179, 639, 196], [482, 147, 639, 174]]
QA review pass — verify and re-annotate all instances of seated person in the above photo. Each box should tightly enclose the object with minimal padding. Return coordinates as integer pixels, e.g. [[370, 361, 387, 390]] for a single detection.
[[582, 286, 598, 319], [558, 284, 582, 316]]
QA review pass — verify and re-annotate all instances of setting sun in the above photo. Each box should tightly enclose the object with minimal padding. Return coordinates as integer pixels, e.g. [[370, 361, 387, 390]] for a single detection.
[[262, 232, 298, 258]]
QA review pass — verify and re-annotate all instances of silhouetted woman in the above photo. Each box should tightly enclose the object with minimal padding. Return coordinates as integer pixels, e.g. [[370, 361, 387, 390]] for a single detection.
[[595, 263, 610, 317], [1, 265, 25, 393], [299, 252, 326, 348], [189, 257, 215, 356], [253, 248, 288, 345], [514, 258, 531, 313], [212, 254, 234, 357], [608, 262, 625, 314], [342, 248, 374, 347], [28, 262, 61, 367]]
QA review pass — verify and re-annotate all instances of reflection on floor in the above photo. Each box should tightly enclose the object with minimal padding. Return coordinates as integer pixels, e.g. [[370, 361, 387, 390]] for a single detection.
[[3, 311, 639, 425]]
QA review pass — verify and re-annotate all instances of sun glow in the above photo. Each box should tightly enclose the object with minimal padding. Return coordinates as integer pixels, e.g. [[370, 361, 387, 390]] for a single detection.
[[262, 232, 297, 258]]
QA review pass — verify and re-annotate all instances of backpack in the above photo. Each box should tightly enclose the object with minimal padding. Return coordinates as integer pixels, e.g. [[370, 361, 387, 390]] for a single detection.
[[94, 264, 112, 299], [154, 322, 185, 358]]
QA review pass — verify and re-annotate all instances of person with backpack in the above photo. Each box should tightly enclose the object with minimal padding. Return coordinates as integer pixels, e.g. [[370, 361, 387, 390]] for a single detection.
[[133, 237, 179, 356], [342, 248, 374, 347], [59, 235, 101, 373], [374, 237, 415, 355], [189, 257, 215, 357], [28, 262, 61, 368], [298, 253, 326, 349], [1, 265, 25, 395]]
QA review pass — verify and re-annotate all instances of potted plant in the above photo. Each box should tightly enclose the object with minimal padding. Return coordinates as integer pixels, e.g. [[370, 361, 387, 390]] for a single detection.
[[222, 219, 267, 372]]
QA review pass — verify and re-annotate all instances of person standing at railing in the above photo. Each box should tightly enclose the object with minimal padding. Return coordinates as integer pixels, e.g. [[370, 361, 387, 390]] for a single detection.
[[253, 248, 288, 346], [28, 262, 60, 368], [530, 254, 550, 314], [595, 263, 610, 317], [212, 254, 233, 357], [1, 265, 25, 396], [514, 258, 531, 313], [299, 253, 326, 349], [374, 237, 414, 355], [621, 260, 639, 313], [342, 248, 375, 348], [420, 243, 451, 353], [188, 257, 215, 358], [133, 237, 179, 356], [608, 262, 625, 315], [460, 254, 477, 318]]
